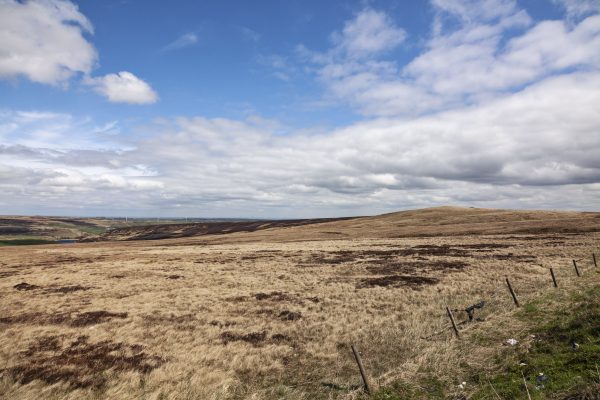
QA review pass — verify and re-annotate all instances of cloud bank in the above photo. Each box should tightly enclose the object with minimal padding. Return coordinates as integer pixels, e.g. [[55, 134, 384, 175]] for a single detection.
[[1, 69, 599, 216]]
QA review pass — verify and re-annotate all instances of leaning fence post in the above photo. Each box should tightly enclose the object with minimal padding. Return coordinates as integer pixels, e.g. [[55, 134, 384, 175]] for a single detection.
[[446, 306, 460, 338], [573, 259, 581, 277], [351, 345, 372, 394], [593, 253, 597, 268], [506, 278, 520, 307], [550, 268, 558, 288]]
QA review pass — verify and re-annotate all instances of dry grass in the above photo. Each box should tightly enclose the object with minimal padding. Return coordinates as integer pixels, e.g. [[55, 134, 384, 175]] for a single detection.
[[0, 207, 599, 399]]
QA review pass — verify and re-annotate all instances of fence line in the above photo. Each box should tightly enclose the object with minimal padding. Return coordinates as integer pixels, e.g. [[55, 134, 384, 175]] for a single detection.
[[350, 250, 599, 396]]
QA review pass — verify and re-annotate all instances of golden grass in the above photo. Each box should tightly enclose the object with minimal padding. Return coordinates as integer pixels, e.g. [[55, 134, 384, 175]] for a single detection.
[[1, 208, 599, 399]]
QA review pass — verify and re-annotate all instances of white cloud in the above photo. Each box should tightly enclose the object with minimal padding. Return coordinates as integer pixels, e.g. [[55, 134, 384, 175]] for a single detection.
[[405, 14, 600, 96], [1, 70, 599, 216], [87, 72, 158, 104], [0, 109, 125, 150], [0, 0, 97, 85], [301, 1, 600, 117], [553, 0, 600, 18], [160, 32, 198, 52], [0, 0, 159, 104], [431, 0, 521, 23], [331, 9, 406, 58]]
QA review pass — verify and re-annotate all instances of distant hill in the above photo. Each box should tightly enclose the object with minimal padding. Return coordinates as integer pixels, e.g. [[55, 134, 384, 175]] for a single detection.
[[0, 216, 265, 244], [0, 216, 109, 243], [300, 206, 600, 238], [84, 217, 356, 242], [85, 206, 600, 244]]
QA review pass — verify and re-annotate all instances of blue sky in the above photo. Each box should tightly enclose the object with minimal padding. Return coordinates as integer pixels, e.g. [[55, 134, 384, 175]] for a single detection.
[[1, 0, 599, 217], [0, 0, 567, 127]]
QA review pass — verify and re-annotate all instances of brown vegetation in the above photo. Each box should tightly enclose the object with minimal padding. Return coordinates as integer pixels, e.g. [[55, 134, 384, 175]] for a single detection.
[[6, 335, 163, 389], [87, 217, 355, 242], [0, 206, 599, 399]]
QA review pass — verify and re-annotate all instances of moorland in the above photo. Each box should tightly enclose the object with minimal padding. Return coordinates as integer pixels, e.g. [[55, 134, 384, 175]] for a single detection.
[[1, 206, 599, 399]]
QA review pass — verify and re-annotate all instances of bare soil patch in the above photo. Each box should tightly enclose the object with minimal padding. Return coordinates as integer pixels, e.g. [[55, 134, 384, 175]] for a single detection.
[[304, 246, 475, 267], [271, 333, 291, 343], [278, 310, 302, 321], [357, 275, 440, 289], [13, 282, 40, 291], [49, 285, 92, 294], [71, 311, 128, 327], [366, 260, 468, 275], [403, 245, 473, 257], [0, 311, 127, 327], [488, 253, 537, 262], [4, 335, 163, 389], [13, 282, 91, 293], [220, 331, 268, 346], [451, 243, 511, 250], [254, 291, 293, 302]]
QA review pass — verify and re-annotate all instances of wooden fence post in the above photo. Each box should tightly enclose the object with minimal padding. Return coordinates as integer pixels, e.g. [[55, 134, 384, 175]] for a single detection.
[[351, 345, 372, 394], [521, 370, 532, 400], [446, 306, 460, 338], [506, 278, 520, 307], [573, 259, 581, 277], [550, 268, 558, 288]]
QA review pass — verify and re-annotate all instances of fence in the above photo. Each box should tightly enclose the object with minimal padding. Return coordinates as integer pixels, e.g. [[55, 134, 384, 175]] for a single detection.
[[349, 251, 599, 395]]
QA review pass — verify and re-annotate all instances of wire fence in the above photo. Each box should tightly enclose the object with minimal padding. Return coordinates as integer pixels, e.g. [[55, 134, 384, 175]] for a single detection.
[[349, 250, 600, 396]]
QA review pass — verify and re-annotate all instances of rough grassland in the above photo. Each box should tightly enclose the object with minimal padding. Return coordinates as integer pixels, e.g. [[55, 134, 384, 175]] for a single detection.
[[369, 270, 600, 399], [0, 207, 599, 399]]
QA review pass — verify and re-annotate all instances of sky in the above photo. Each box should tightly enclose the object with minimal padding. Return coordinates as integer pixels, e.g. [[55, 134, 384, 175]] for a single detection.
[[0, 0, 599, 218]]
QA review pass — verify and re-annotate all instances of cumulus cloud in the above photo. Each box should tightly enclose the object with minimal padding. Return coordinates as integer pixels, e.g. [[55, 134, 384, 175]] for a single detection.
[[87, 72, 158, 104], [301, 1, 600, 117], [0, 0, 158, 104], [0, 0, 97, 85]]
